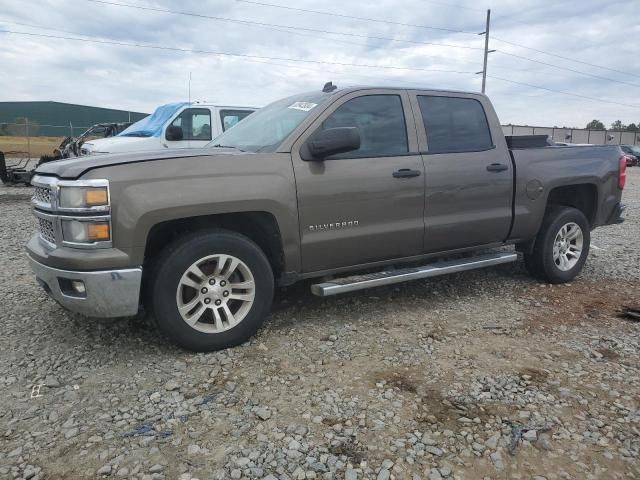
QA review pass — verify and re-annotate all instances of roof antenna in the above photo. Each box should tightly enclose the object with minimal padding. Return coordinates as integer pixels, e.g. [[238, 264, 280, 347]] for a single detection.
[[322, 81, 337, 93]]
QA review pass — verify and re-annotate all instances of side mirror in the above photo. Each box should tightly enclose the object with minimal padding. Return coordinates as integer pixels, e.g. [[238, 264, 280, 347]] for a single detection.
[[307, 127, 360, 160], [166, 125, 183, 141]]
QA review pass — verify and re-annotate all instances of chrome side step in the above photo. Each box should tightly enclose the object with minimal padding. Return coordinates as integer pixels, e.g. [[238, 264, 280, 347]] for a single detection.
[[311, 252, 518, 297]]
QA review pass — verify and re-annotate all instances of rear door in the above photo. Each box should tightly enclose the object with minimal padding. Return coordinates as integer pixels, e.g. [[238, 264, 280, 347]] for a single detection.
[[409, 92, 513, 253], [291, 90, 425, 273]]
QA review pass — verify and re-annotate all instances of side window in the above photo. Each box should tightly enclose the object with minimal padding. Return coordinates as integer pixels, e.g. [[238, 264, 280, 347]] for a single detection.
[[220, 109, 254, 132], [321, 95, 408, 158], [417, 96, 493, 154], [169, 108, 212, 141]]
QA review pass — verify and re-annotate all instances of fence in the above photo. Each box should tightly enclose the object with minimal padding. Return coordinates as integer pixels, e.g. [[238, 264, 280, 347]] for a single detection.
[[502, 125, 640, 145], [0, 120, 92, 159], [1, 121, 90, 137]]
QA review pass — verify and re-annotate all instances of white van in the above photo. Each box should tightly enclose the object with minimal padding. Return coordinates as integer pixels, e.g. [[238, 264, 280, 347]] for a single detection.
[[80, 102, 257, 155]]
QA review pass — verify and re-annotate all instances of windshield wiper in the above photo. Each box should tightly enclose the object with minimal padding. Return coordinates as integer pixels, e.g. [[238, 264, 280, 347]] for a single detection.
[[211, 144, 245, 152], [121, 132, 152, 137]]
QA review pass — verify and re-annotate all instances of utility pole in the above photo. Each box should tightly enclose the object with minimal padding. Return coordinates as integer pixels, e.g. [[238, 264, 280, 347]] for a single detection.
[[188, 72, 192, 104], [477, 9, 495, 94]]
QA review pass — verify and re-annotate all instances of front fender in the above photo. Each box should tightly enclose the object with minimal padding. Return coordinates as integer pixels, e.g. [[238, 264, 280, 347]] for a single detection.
[[82, 153, 301, 271]]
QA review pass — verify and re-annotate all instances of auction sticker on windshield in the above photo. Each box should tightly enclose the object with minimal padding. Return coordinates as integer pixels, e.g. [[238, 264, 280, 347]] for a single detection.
[[288, 102, 317, 111]]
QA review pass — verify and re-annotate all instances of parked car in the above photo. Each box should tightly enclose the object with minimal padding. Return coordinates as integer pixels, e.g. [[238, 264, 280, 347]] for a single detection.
[[27, 84, 626, 351], [42, 122, 134, 162], [0, 122, 134, 186], [80, 102, 257, 155], [620, 145, 640, 166]]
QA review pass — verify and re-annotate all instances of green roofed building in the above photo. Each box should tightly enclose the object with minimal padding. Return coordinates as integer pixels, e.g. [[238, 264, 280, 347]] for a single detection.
[[0, 101, 148, 137]]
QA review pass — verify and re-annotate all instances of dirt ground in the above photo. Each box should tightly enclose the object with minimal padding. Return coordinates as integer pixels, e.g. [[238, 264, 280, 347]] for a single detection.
[[0, 136, 63, 157], [0, 170, 638, 480]]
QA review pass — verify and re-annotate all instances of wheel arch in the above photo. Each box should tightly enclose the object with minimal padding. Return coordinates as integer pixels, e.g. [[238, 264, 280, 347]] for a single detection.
[[545, 183, 598, 227], [143, 211, 285, 281], [517, 183, 597, 255]]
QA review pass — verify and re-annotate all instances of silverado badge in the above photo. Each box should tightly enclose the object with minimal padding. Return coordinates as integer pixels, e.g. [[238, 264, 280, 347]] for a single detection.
[[308, 220, 359, 231]]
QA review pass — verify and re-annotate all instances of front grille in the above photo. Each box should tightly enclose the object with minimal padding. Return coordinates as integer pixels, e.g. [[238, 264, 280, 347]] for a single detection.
[[33, 186, 52, 206], [36, 217, 56, 245]]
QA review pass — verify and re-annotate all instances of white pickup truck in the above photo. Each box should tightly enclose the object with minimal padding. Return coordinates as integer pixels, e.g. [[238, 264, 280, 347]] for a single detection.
[[80, 102, 257, 155]]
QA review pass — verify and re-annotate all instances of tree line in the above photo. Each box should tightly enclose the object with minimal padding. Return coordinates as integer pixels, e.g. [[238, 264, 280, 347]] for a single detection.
[[586, 119, 639, 132]]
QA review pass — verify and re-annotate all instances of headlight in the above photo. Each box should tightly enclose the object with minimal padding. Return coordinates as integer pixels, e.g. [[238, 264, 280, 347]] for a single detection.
[[81, 143, 95, 155], [61, 219, 111, 243], [58, 185, 109, 210]]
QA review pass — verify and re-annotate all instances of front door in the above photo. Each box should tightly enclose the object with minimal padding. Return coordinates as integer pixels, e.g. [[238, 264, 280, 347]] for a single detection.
[[164, 107, 213, 149], [409, 92, 513, 253], [291, 90, 425, 273]]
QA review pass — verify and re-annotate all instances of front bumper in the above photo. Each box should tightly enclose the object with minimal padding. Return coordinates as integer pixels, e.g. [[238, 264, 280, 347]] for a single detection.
[[28, 256, 142, 318]]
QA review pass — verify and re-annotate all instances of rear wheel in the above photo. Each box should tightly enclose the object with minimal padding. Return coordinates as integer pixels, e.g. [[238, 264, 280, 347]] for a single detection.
[[147, 230, 274, 351], [524, 206, 590, 283]]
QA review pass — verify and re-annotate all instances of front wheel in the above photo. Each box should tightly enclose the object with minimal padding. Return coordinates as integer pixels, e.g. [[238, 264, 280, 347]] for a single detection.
[[524, 206, 590, 284], [147, 230, 274, 351]]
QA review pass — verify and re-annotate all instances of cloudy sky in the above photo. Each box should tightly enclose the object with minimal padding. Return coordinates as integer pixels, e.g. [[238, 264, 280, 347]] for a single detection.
[[1, 0, 639, 128]]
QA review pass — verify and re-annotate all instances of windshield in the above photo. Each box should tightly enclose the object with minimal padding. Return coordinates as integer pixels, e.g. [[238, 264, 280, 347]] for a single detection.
[[118, 102, 188, 138], [80, 125, 109, 139], [207, 92, 332, 152]]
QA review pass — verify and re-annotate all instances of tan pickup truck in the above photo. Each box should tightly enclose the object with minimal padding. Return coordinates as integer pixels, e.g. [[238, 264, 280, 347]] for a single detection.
[[27, 84, 626, 351]]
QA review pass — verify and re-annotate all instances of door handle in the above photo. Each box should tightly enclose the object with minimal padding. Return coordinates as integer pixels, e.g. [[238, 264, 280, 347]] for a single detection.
[[486, 163, 508, 172], [393, 168, 421, 178]]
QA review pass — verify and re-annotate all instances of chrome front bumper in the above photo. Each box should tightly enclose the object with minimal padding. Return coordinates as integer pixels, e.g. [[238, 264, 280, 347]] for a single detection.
[[28, 256, 142, 318]]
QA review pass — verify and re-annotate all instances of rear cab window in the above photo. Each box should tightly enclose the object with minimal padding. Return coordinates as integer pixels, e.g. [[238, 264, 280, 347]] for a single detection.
[[417, 96, 493, 154]]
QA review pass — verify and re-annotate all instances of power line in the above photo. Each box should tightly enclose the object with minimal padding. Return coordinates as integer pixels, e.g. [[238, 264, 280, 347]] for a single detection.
[[233, 0, 640, 83], [488, 75, 640, 109], [84, 0, 483, 51], [495, 50, 640, 88], [235, 0, 639, 84], [0, 21, 436, 80], [5, 28, 635, 112], [492, 37, 640, 80], [236, 0, 485, 21], [0, 20, 91, 37], [0, 19, 456, 54], [0, 18, 424, 55], [15, 4, 637, 88], [0, 29, 478, 75], [491, 0, 575, 22], [0, 19, 540, 79], [0, 22, 344, 77]]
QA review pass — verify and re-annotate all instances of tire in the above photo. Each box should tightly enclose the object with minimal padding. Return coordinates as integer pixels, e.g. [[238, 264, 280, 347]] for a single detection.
[[524, 206, 590, 284], [146, 229, 274, 351]]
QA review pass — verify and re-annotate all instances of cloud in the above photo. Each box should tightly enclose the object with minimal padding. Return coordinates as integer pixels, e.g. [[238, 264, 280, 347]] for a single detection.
[[1, 0, 638, 128]]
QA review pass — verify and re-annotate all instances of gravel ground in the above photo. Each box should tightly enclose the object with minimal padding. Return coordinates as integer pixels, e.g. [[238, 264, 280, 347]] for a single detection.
[[1, 170, 639, 480]]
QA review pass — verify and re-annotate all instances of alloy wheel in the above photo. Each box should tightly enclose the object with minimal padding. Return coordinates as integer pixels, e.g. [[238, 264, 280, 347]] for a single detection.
[[552, 222, 583, 271], [175, 254, 256, 333]]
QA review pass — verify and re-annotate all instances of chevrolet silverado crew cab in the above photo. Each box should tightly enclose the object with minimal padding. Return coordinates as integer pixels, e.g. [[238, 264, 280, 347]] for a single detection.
[[27, 84, 626, 351], [80, 102, 256, 155]]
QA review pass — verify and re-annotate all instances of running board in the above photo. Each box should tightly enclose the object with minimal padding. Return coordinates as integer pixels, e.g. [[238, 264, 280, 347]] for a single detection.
[[311, 252, 518, 297]]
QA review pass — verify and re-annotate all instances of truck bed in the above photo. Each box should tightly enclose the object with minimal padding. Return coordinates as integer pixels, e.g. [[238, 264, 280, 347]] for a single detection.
[[508, 144, 623, 242]]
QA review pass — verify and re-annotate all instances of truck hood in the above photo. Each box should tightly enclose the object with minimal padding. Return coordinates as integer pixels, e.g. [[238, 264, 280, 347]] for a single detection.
[[82, 136, 158, 153], [36, 148, 239, 180]]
